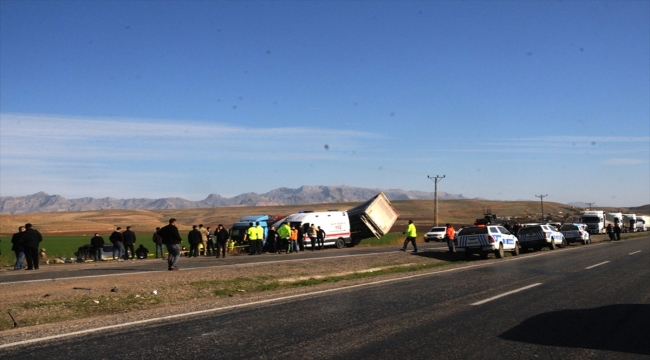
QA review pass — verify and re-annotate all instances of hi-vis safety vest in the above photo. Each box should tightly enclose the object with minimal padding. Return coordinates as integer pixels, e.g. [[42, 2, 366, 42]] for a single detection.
[[290, 229, 298, 241], [247, 227, 258, 240]]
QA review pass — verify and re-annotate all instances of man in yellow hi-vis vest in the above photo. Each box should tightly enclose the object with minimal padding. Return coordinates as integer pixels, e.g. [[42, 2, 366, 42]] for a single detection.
[[400, 220, 418, 253]]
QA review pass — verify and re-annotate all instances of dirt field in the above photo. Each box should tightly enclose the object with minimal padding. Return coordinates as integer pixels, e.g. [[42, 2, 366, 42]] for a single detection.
[[0, 199, 590, 235]]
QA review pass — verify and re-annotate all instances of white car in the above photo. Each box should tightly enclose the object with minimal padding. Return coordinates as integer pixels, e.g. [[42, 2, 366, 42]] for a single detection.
[[559, 223, 590, 245], [517, 224, 566, 251], [424, 226, 447, 242], [456, 226, 520, 259]]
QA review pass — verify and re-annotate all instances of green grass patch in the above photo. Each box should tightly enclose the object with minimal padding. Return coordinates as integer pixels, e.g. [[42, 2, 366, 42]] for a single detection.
[[195, 260, 452, 297], [358, 232, 422, 247]]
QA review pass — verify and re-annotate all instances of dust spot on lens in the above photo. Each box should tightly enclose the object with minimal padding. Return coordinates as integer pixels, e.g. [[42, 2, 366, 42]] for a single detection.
[[232, 105, 237, 110], [591, 141, 596, 146], [324, 144, 329, 150]]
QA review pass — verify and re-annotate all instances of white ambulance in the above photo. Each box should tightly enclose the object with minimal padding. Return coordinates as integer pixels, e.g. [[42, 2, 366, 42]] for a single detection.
[[272, 211, 352, 249]]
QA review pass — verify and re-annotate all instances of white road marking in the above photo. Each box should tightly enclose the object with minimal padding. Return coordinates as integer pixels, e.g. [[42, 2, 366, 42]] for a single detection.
[[470, 283, 543, 306], [629, 251, 641, 255], [585, 261, 610, 269]]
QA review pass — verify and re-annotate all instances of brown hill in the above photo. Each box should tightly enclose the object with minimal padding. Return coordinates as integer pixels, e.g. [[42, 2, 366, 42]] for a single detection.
[[0, 199, 587, 236]]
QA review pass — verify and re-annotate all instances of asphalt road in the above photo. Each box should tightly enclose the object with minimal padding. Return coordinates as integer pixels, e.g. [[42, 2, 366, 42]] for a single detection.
[[2, 236, 648, 359], [0, 243, 450, 284]]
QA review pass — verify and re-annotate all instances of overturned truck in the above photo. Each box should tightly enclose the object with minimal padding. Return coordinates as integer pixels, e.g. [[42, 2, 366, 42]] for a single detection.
[[347, 192, 400, 246]]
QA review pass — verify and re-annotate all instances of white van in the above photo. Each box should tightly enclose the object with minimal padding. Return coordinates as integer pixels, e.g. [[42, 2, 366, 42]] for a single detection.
[[272, 211, 352, 249]]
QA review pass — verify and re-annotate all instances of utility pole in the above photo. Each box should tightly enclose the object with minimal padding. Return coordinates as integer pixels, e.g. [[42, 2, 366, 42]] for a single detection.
[[535, 194, 548, 222], [585, 202, 595, 210], [428, 175, 445, 226]]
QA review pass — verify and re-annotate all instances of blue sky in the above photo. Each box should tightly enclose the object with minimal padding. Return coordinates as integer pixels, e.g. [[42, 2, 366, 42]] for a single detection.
[[1, 0, 648, 207]]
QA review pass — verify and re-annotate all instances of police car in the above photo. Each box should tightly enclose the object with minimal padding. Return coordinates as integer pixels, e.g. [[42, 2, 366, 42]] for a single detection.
[[456, 226, 519, 259], [423, 226, 447, 242], [559, 223, 590, 245], [517, 224, 566, 251]]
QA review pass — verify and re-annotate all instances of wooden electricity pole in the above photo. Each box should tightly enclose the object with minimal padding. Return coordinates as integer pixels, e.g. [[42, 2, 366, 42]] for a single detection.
[[428, 175, 445, 226], [536, 194, 548, 222]]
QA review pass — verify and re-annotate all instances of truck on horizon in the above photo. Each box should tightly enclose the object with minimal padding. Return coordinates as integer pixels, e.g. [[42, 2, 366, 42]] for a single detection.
[[580, 210, 617, 234], [623, 214, 637, 232]]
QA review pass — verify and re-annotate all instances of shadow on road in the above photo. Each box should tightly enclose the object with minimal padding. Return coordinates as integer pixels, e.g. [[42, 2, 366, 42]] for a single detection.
[[499, 304, 650, 355]]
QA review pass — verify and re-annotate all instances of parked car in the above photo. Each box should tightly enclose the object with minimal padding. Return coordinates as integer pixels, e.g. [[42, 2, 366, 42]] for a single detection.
[[456, 226, 519, 259], [517, 224, 566, 251], [559, 223, 590, 244], [423, 226, 447, 242]]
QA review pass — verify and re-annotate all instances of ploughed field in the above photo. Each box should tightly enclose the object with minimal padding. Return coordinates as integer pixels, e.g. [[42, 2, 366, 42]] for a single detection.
[[0, 199, 590, 235]]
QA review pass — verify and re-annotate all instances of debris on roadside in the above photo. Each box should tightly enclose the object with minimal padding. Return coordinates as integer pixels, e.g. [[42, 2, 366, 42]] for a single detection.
[[7, 311, 18, 327]]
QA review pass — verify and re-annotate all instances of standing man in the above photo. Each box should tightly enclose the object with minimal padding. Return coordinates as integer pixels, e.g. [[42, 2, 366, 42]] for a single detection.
[[22, 223, 43, 270], [445, 223, 456, 253], [297, 225, 305, 252], [255, 222, 264, 255], [308, 223, 318, 251], [188, 225, 202, 258], [246, 222, 258, 255], [400, 220, 418, 253], [316, 226, 326, 250], [158, 218, 182, 270], [198, 224, 209, 256], [152, 227, 164, 258], [122, 226, 137, 260], [109, 227, 125, 261], [214, 224, 229, 258], [11, 226, 26, 270], [277, 222, 291, 254], [606, 224, 615, 241], [206, 226, 215, 256], [614, 223, 622, 241], [90, 233, 105, 262], [290, 226, 299, 253], [266, 226, 278, 254]]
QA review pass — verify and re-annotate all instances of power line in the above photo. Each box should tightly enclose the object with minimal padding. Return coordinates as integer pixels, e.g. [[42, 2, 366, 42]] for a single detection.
[[585, 202, 595, 210], [428, 175, 446, 226]]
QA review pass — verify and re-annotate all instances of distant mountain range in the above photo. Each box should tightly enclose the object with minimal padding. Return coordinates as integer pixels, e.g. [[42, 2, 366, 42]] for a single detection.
[[0, 186, 466, 214]]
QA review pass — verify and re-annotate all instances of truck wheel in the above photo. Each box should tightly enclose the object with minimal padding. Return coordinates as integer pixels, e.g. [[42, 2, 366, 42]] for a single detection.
[[561, 238, 567, 248], [512, 243, 520, 256], [549, 238, 556, 250], [424, 238, 430, 243], [495, 243, 504, 258], [335, 238, 345, 249]]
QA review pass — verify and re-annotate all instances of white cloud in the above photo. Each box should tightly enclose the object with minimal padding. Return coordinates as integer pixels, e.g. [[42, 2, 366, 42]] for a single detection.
[[0, 113, 383, 162], [603, 158, 649, 165]]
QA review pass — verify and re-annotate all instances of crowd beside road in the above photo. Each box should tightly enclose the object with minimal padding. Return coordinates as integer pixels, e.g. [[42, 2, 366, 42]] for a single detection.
[[8, 217, 631, 272]]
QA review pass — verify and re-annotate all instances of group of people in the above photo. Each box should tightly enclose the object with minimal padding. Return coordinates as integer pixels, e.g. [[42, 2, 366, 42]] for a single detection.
[[244, 221, 327, 255], [88, 226, 148, 261], [605, 223, 623, 241], [185, 223, 230, 258], [10, 223, 43, 270]]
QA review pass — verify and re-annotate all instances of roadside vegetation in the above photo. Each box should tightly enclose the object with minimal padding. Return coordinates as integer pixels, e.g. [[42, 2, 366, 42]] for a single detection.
[[0, 233, 414, 267]]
